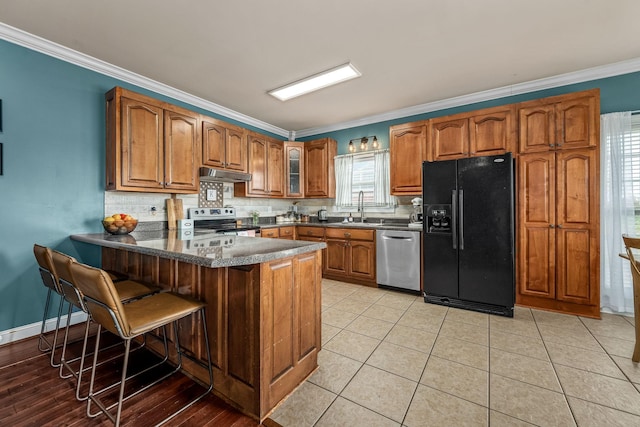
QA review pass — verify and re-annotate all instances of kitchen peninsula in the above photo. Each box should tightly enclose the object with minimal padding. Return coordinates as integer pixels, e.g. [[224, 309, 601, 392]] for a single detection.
[[70, 230, 325, 421]]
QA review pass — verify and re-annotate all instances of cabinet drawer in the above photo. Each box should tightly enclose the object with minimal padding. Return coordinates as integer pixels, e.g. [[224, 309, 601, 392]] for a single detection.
[[297, 226, 325, 238], [261, 228, 279, 238], [279, 226, 295, 239], [326, 228, 374, 241]]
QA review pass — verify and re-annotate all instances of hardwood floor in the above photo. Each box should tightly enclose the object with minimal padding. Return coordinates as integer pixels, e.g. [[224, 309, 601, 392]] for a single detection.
[[0, 325, 278, 426]]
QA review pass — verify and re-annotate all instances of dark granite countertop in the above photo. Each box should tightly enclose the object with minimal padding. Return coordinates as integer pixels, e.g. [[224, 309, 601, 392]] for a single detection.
[[71, 230, 326, 268], [260, 222, 423, 232]]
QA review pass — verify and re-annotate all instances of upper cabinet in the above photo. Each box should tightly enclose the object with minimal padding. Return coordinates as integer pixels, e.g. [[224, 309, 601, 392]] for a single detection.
[[518, 89, 599, 154], [389, 121, 428, 195], [235, 133, 284, 197], [431, 105, 515, 161], [284, 141, 305, 198], [106, 87, 199, 193], [304, 138, 337, 198], [202, 119, 247, 172]]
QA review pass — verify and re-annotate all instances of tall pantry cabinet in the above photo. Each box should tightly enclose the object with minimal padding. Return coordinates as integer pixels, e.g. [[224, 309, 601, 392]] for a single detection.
[[516, 89, 600, 318]]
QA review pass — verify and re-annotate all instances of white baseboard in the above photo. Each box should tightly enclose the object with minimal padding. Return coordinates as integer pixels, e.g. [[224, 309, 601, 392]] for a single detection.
[[0, 311, 89, 346]]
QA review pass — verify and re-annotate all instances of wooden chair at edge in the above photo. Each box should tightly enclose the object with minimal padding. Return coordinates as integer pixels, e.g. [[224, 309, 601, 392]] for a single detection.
[[621, 234, 640, 362]]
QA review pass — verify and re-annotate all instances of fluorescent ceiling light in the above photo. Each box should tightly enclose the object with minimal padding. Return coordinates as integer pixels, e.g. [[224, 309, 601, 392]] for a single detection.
[[268, 63, 361, 101]]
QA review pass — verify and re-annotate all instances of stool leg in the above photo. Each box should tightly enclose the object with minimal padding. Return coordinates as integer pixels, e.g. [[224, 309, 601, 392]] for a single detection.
[[58, 302, 75, 378], [49, 297, 66, 368], [114, 339, 132, 427], [38, 288, 54, 352], [75, 317, 92, 401]]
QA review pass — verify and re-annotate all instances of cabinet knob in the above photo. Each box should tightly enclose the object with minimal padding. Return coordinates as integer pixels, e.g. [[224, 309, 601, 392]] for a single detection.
[[549, 224, 555, 228], [344, 232, 351, 237], [557, 224, 563, 228], [549, 144, 555, 148], [557, 143, 563, 147]]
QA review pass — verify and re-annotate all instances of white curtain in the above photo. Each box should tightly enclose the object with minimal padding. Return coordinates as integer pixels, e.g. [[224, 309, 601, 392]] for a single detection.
[[334, 155, 353, 207], [373, 150, 392, 206], [601, 112, 636, 314]]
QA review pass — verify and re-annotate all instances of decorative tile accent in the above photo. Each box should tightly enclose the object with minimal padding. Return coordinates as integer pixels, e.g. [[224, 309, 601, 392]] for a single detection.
[[198, 181, 223, 207]]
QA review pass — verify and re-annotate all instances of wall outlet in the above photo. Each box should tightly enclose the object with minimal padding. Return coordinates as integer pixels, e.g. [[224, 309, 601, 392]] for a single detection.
[[206, 189, 217, 201]]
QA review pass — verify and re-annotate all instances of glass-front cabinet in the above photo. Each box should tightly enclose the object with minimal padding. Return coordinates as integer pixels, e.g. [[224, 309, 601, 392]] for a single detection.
[[285, 141, 305, 198]]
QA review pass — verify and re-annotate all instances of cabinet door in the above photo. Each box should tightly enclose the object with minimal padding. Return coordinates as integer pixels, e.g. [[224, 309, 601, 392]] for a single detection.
[[120, 97, 164, 189], [518, 103, 556, 154], [225, 127, 247, 172], [202, 120, 226, 168], [279, 226, 295, 239], [285, 142, 304, 198], [431, 118, 469, 161], [517, 152, 556, 299], [247, 135, 268, 195], [267, 140, 284, 197], [261, 228, 279, 238], [469, 106, 514, 156], [556, 95, 598, 150], [164, 110, 198, 191], [348, 241, 376, 281], [389, 122, 427, 195], [304, 139, 336, 198], [325, 239, 348, 276], [555, 149, 598, 305]]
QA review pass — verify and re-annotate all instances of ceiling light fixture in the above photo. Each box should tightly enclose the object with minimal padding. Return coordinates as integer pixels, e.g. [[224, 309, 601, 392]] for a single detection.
[[268, 63, 361, 101]]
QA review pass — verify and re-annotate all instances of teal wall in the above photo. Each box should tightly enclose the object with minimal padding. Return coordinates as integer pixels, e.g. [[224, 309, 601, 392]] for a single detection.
[[0, 39, 280, 332], [1, 35, 640, 333], [303, 72, 640, 154]]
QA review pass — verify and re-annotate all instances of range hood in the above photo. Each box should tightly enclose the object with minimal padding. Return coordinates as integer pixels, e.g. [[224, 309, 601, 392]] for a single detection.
[[199, 167, 252, 183]]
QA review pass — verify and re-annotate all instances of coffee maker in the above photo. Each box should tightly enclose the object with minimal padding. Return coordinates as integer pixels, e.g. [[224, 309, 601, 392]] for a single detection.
[[409, 197, 423, 225]]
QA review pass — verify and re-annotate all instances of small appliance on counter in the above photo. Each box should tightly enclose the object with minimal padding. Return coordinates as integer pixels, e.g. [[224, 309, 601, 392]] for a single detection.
[[317, 206, 328, 222], [408, 197, 423, 228]]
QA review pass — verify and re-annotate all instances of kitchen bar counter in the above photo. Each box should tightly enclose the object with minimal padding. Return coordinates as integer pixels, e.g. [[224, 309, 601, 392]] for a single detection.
[[71, 231, 323, 422], [71, 230, 326, 267]]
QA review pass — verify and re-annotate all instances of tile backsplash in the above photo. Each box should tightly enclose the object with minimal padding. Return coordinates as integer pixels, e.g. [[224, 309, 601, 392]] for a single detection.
[[104, 182, 413, 223]]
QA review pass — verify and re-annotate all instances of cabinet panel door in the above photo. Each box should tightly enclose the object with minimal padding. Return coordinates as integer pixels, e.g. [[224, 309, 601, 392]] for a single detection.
[[297, 252, 321, 358], [348, 241, 376, 281], [469, 106, 514, 156], [225, 127, 247, 172], [325, 239, 348, 275], [121, 97, 164, 189], [304, 141, 331, 197], [247, 135, 268, 195], [285, 143, 304, 198], [555, 149, 598, 305], [518, 103, 556, 154], [202, 121, 225, 168], [390, 122, 427, 195], [267, 140, 284, 197], [432, 118, 469, 161], [518, 153, 556, 299], [164, 110, 198, 191], [556, 95, 598, 150]]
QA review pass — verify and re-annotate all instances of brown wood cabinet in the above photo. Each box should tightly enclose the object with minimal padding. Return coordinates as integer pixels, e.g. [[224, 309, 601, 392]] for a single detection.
[[284, 141, 305, 198], [431, 105, 515, 161], [518, 89, 599, 154], [106, 87, 199, 193], [304, 138, 337, 198], [202, 119, 247, 172], [260, 228, 280, 238], [324, 228, 376, 286], [389, 121, 428, 195], [235, 133, 284, 197], [517, 148, 599, 317], [278, 226, 295, 239]]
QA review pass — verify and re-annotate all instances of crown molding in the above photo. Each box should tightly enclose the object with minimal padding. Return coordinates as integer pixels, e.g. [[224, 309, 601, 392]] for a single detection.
[[294, 57, 640, 138], [0, 23, 289, 138], [3, 22, 640, 140]]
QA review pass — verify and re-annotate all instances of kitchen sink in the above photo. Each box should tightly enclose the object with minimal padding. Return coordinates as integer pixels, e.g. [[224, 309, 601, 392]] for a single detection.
[[329, 222, 385, 227]]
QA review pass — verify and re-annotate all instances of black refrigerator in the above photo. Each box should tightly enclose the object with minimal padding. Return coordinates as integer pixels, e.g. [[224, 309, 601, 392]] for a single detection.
[[422, 153, 515, 317]]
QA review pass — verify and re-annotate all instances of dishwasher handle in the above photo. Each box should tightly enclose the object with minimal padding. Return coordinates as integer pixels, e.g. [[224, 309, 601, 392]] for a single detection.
[[381, 235, 414, 241]]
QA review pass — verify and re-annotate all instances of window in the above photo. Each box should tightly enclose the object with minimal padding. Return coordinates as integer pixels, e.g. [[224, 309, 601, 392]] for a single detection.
[[334, 150, 395, 211], [630, 115, 640, 233]]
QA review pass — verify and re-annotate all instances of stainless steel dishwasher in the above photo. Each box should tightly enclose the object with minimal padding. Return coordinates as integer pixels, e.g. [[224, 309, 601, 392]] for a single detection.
[[376, 229, 421, 292]]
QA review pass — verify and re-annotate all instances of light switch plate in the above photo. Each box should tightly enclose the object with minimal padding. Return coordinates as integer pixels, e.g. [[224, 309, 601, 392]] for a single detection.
[[206, 189, 217, 201]]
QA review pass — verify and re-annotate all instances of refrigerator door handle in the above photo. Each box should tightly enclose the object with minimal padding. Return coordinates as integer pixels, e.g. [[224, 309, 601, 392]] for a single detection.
[[459, 189, 464, 250], [452, 190, 457, 249]]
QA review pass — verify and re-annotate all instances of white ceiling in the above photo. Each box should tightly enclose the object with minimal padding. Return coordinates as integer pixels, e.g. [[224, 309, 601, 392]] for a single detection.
[[1, 0, 640, 138]]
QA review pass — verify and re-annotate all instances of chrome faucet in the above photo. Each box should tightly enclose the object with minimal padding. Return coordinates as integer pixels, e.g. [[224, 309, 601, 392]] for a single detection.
[[357, 190, 365, 223]]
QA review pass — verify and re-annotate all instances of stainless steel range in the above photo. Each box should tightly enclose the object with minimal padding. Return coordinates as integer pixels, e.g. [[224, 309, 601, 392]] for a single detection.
[[188, 207, 260, 236]]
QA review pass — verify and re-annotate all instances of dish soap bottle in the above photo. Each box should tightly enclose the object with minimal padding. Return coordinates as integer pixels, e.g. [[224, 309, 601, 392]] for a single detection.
[[348, 213, 354, 222]]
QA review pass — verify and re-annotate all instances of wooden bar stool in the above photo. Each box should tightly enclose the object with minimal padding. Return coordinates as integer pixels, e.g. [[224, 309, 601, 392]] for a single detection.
[[50, 248, 160, 400], [622, 234, 640, 362], [68, 260, 214, 427]]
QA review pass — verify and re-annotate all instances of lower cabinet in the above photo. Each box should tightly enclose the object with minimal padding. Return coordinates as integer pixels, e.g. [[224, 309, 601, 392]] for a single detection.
[[260, 226, 295, 239], [324, 228, 376, 286]]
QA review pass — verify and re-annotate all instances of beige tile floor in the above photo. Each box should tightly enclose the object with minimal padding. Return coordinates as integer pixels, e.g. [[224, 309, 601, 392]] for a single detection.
[[270, 279, 640, 426]]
